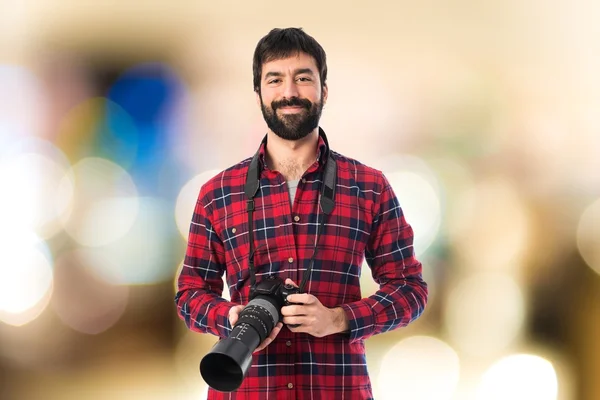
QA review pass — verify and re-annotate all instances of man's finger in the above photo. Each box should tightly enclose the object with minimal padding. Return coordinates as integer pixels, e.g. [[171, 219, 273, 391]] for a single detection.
[[284, 278, 298, 287], [281, 304, 305, 316], [269, 322, 283, 339], [283, 316, 304, 326], [228, 305, 243, 326], [287, 293, 314, 305], [254, 322, 283, 353]]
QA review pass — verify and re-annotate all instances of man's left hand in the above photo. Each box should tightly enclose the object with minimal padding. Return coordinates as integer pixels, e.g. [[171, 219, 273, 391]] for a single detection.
[[281, 278, 349, 337]]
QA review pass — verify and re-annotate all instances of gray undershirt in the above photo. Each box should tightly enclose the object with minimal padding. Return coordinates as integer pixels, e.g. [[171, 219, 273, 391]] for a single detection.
[[287, 179, 300, 206]]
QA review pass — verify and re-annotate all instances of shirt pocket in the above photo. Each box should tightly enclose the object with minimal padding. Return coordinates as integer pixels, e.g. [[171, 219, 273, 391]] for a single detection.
[[215, 209, 250, 276]]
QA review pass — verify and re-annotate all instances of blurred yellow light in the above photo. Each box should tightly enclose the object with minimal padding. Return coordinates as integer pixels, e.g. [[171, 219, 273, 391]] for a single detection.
[[445, 272, 525, 356], [477, 354, 558, 400], [448, 176, 530, 274], [378, 335, 460, 400], [375, 154, 442, 256], [52, 250, 129, 335], [577, 198, 600, 275], [175, 169, 221, 240], [0, 231, 53, 325], [60, 157, 139, 247], [174, 330, 217, 392]]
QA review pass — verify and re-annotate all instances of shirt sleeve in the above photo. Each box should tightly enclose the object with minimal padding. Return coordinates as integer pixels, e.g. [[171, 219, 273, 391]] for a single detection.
[[174, 185, 237, 339], [339, 172, 428, 342]]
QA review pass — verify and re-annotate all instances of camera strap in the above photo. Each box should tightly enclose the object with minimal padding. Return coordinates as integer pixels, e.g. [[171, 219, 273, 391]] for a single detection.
[[244, 128, 337, 293]]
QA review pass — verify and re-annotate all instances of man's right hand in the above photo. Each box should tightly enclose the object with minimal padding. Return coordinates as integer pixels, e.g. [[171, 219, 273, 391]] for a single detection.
[[228, 304, 283, 353]]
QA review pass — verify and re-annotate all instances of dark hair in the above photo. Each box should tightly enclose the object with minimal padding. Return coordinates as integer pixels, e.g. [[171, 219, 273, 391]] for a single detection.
[[252, 27, 327, 93]]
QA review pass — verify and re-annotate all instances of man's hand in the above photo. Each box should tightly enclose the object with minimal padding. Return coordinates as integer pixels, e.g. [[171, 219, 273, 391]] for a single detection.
[[228, 304, 283, 353], [281, 278, 349, 337]]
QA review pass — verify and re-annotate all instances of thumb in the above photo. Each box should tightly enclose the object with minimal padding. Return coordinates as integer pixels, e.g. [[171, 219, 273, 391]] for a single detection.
[[229, 305, 243, 326], [285, 278, 298, 288]]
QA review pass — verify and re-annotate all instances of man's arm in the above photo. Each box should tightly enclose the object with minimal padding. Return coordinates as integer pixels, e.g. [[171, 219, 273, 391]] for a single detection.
[[338, 172, 428, 343], [174, 186, 236, 339]]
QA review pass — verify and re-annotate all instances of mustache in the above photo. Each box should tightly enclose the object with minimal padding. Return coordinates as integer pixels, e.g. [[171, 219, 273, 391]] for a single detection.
[[272, 97, 312, 111]]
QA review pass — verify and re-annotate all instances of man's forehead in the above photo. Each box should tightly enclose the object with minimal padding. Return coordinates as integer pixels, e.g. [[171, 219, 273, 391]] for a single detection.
[[261, 53, 318, 74]]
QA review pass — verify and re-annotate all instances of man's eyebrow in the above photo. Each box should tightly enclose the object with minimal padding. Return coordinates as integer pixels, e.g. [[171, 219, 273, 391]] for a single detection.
[[264, 71, 283, 79], [294, 68, 315, 76], [263, 68, 316, 79]]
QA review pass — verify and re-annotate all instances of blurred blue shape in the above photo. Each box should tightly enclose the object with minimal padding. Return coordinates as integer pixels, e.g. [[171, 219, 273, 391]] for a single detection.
[[106, 62, 187, 197], [94, 100, 139, 169]]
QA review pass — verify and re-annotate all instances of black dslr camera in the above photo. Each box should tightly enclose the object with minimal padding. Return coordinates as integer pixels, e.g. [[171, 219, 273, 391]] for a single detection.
[[249, 275, 301, 314], [200, 276, 300, 392]]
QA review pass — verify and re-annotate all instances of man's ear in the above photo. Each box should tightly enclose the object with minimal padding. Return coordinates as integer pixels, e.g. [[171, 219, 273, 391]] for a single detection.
[[322, 83, 328, 105]]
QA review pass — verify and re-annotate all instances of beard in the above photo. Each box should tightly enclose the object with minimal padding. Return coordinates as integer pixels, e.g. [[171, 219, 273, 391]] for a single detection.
[[260, 94, 324, 141]]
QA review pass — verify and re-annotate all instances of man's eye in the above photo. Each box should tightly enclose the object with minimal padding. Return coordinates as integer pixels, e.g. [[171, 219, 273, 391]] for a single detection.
[[297, 77, 311, 82], [268, 79, 281, 84]]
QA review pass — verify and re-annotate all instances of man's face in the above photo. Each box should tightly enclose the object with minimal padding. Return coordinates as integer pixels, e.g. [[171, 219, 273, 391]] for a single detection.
[[258, 52, 328, 141]]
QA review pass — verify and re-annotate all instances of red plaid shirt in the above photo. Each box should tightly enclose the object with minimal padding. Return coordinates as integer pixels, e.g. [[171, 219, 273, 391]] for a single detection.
[[176, 131, 428, 399]]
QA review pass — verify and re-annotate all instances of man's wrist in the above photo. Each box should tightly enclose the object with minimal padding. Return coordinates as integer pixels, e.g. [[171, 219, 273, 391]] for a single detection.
[[331, 307, 349, 334]]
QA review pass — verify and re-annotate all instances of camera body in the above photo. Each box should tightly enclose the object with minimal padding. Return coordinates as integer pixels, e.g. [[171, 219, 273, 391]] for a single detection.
[[249, 275, 300, 319]]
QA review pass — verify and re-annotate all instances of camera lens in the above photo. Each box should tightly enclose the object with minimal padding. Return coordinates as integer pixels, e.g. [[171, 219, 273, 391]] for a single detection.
[[200, 295, 282, 392]]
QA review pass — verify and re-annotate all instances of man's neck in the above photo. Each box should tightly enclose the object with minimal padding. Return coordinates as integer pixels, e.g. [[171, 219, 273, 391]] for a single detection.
[[265, 129, 319, 181]]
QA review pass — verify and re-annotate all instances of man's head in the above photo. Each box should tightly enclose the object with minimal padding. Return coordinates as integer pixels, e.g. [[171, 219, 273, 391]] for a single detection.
[[253, 28, 328, 141]]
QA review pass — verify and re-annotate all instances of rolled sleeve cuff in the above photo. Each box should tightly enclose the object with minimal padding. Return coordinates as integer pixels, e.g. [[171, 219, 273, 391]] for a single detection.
[[340, 299, 376, 343]]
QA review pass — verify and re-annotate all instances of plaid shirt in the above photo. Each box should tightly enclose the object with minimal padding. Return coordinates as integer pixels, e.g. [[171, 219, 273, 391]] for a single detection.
[[175, 131, 428, 399]]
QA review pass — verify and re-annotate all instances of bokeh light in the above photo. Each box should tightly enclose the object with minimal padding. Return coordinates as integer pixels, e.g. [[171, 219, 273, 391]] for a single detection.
[[55, 97, 139, 166], [477, 354, 558, 400], [375, 154, 442, 256], [359, 261, 380, 298], [445, 272, 526, 356], [79, 197, 179, 285], [107, 62, 188, 196], [0, 140, 74, 239], [577, 198, 600, 275], [175, 169, 221, 240], [0, 64, 47, 141], [0, 231, 53, 326], [52, 250, 129, 335], [448, 175, 531, 274], [60, 157, 139, 247], [174, 330, 216, 392], [378, 335, 460, 400]]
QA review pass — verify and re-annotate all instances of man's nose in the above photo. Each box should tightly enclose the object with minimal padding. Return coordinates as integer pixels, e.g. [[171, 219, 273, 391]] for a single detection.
[[282, 80, 299, 98]]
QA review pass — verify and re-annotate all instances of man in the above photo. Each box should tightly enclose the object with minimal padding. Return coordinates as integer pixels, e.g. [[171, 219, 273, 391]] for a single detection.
[[175, 27, 428, 399]]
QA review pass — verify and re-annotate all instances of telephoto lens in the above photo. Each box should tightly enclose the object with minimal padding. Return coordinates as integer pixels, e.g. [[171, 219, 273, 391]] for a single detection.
[[200, 276, 288, 392]]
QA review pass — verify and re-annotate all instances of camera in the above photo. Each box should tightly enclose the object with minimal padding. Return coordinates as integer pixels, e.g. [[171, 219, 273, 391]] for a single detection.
[[199, 275, 300, 392]]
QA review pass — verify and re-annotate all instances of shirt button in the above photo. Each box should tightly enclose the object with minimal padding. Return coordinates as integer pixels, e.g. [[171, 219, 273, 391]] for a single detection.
[[288, 383, 294, 389], [301, 178, 306, 183], [288, 257, 294, 263], [231, 228, 236, 233], [286, 340, 292, 347], [293, 215, 300, 222]]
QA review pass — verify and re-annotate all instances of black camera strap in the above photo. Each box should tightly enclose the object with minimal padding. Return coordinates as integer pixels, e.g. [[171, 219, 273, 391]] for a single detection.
[[244, 128, 337, 293]]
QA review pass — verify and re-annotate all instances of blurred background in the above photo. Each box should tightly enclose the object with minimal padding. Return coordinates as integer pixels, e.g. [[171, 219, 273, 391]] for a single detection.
[[1, 1, 599, 399]]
